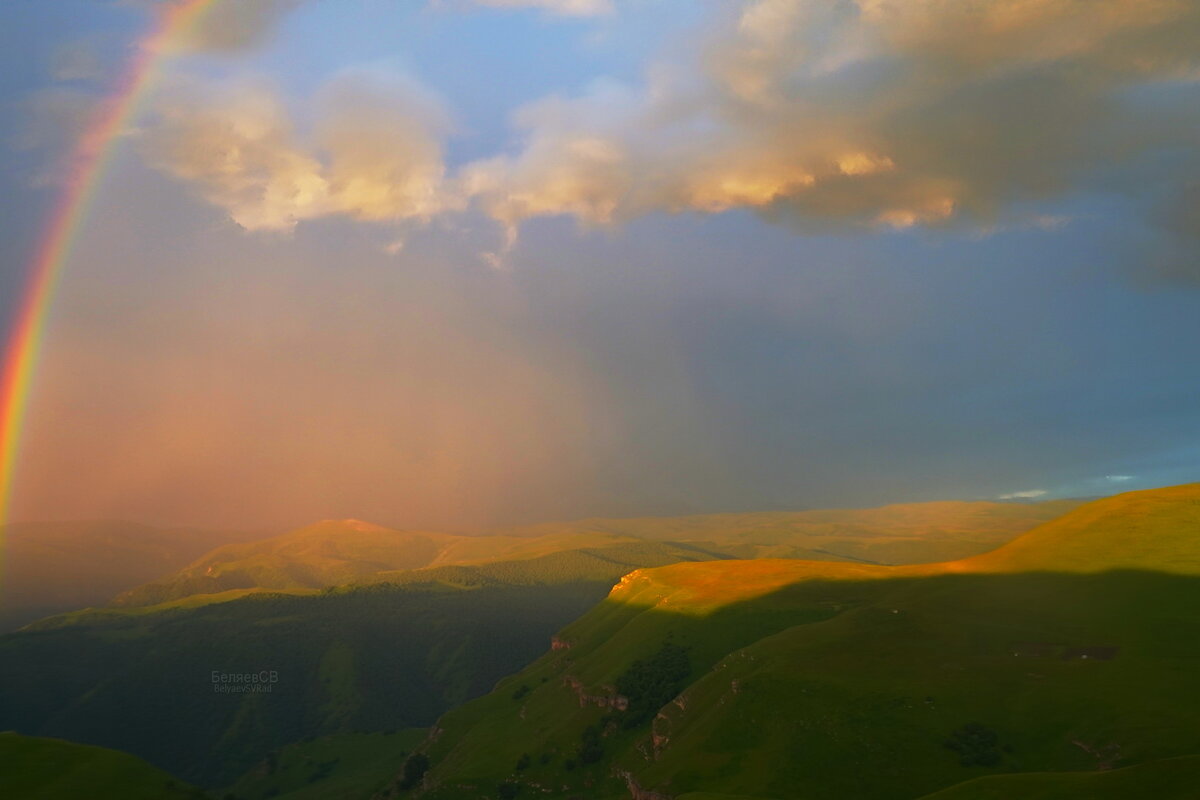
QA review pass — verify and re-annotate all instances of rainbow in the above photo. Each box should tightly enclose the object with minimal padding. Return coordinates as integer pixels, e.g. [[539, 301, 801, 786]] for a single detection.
[[0, 0, 219, 528]]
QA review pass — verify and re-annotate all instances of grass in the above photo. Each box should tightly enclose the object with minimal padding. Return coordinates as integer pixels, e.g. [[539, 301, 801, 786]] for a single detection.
[[0, 731, 205, 800], [917, 755, 1200, 799]]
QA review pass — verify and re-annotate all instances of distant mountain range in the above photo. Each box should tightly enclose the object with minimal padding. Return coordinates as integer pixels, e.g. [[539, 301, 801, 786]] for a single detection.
[[105, 499, 1080, 610]]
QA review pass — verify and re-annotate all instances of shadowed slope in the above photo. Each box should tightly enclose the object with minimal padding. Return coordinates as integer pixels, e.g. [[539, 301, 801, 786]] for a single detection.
[[0, 732, 204, 800], [916, 755, 1200, 799]]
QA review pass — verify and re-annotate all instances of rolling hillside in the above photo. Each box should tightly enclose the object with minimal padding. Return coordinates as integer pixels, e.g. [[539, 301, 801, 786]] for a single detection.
[[961, 482, 1200, 574], [112, 500, 1076, 609], [110, 525, 729, 607], [502, 499, 1083, 565], [402, 484, 1200, 799]]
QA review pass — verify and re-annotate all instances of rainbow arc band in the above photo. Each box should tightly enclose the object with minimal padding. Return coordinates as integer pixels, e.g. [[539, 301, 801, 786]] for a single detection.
[[0, 0, 219, 527]]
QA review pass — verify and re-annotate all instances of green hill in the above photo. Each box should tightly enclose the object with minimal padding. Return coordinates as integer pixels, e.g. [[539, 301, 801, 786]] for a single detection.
[[404, 484, 1200, 799], [0, 732, 205, 800], [917, 755, 1200, 799], [960, 483, 1200, 574], [223, 729, 428, 800]]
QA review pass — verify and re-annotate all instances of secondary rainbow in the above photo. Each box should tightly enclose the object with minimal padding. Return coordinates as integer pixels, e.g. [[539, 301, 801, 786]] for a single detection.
[[0, 0, 220, 528]]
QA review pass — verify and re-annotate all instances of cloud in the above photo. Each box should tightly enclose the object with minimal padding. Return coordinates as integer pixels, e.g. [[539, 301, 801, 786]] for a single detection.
[[142, 70, 454, 231], [140, 0, 1200, 253], [998, 489, 1049, 500], [464, 0, 1200, 238]]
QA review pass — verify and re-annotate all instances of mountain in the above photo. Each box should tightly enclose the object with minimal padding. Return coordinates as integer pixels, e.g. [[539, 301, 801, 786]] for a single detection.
[[112, 500, 1077, 609], [110, 524, 729, 608], [0, 732, 205, 800], [402, 484, 1200, 799], [0, 520, 264, 631]]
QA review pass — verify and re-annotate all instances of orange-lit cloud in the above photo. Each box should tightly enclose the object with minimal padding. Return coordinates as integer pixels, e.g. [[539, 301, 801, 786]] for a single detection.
[[464, 0, 1200, 236], [143, 71, 454, 231], [140, 0, 1200, 249]]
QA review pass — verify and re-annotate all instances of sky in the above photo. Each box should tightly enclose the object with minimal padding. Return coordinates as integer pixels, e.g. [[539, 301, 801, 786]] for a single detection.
[[0, 0, 1198, 531]]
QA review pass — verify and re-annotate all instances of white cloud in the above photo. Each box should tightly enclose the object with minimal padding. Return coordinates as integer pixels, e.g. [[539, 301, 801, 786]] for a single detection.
[[141, 0, 1200, 250], [143, 71, 455, 232], [998, 489, 1049, 500], [460, 0, 1200, 238]]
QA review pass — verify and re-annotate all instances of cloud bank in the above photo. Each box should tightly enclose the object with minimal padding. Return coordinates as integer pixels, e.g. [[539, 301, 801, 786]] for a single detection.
[[143, 0, 1200, 256], [143, 71, 454, 231]]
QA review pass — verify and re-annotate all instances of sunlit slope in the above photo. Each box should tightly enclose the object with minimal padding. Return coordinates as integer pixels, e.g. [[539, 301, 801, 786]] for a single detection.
[[112, 524, 727, 607], [959, 482, 1200, 574], [111, 520, 456, 605], [0, 732, 204, 800], [0, 520, 259, 630], [408, 484, 1200, 799], [505, 499, 1083, 564], [113, 499, 1077, 607]]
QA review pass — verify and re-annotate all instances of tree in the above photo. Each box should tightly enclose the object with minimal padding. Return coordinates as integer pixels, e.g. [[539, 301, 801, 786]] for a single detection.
[[397, 753, 430, 790]]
